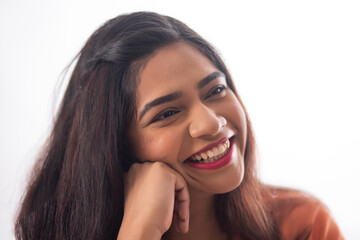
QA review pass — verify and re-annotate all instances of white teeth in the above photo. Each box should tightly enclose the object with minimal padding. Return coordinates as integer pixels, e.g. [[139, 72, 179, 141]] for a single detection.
[[212, 146, 220, 156], [218, 144, 225, 153], [189, 139, 231, 164]]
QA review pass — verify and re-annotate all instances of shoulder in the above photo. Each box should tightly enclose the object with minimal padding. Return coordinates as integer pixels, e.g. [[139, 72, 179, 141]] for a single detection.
[[264, 186, 344, 240]]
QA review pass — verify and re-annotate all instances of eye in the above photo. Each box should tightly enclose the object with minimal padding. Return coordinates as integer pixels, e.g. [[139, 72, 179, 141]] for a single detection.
[[205, 85, 227, 99], [151, 109, 180, 123]]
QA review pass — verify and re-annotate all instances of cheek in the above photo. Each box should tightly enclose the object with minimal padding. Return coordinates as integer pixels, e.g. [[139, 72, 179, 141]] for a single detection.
[[233, 103, 247, 132], [223, 95, 248, 151], [224, 95, 247, 127], [135, 131, 180, 163]]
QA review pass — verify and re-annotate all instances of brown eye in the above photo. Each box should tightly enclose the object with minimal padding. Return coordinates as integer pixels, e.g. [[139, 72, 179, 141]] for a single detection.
[[151, 109, 180, 123], [205, 85, 227, 99]]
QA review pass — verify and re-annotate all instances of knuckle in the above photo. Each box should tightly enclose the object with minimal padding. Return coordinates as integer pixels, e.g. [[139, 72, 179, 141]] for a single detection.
[[151, 161, 167, 172], [151, 162, 174, 178], [152, 161, 165, 168]]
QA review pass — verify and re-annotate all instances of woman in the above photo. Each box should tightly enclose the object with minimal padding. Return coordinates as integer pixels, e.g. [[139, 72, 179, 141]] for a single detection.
[[15, 12, 343, 240]]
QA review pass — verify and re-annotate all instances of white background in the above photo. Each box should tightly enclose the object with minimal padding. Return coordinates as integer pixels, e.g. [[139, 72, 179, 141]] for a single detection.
[[1, 0, 359, 239]]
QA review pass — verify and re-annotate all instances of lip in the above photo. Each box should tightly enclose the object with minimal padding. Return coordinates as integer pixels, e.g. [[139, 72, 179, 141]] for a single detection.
[[184, 137, 234, 170]]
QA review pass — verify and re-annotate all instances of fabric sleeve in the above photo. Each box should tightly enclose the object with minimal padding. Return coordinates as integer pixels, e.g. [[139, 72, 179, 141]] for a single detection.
[[306, 202, 344, 240], [268, 187, 344, 240]]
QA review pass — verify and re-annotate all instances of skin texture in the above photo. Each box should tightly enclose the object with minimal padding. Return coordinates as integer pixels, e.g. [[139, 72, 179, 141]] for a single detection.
[[119, 42, 248, 240]]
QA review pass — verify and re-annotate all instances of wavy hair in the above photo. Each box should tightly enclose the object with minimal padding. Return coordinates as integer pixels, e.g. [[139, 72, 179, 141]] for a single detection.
[[15, 12, 279, 240]]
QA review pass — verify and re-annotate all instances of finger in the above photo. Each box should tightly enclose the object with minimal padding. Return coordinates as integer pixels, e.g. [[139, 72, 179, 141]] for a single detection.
[[172, 211, 181, 233], [173, 174, 190, 233], [173, 199, 188, 232], [174, 180, 189, 220], [177, 215, 189, 233], [173, 209, 189, 234]]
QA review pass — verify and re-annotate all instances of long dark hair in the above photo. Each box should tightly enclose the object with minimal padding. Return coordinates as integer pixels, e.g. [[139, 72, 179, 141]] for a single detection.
[[15, 12, 278, 240]]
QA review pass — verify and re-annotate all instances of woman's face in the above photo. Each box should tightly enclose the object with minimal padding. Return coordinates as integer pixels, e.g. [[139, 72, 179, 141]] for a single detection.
[[128, 42, 247, 195]]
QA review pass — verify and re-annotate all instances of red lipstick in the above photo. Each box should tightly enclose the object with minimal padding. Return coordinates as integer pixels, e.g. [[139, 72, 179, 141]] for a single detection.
[[185, 138, 234, 170]]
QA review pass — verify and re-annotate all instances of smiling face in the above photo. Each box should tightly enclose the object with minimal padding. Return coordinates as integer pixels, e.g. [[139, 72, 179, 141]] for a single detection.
[[128, 42, 247, 196]]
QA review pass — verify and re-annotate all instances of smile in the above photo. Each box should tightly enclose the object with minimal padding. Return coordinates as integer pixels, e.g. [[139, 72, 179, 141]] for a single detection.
[[184, 137, 234, 170], [188, 139, 230, 163]]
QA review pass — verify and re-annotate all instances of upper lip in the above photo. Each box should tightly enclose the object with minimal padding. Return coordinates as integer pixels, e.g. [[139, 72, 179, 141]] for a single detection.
[[185, 136, 233, 161]]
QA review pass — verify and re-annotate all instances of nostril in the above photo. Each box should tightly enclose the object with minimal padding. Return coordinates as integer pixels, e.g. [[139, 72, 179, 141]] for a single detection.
[[189, 114, 227, 138]]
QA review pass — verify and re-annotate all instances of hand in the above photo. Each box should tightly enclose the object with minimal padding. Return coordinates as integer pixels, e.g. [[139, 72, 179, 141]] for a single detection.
[[117, 162, 190, 240]]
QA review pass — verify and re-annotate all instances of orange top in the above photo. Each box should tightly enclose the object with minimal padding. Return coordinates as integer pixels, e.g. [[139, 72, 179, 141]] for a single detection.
[[267, 187, 344, 240]]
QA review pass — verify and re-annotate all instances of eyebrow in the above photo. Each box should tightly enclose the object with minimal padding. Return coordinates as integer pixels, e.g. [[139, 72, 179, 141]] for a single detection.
[[138, 71, 226, 121], [139, 91, 182, 120], [197, 71, 226, 89]]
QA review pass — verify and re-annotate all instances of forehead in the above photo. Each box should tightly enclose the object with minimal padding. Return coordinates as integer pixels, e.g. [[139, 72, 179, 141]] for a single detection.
[[136, 42, 219, 101]]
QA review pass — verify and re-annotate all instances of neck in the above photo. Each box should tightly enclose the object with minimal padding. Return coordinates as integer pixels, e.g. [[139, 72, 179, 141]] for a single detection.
[[163, 189, 228, 240]]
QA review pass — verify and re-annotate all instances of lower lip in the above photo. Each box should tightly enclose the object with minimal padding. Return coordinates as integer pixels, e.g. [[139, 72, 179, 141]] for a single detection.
[[185, 138, 234, 170]]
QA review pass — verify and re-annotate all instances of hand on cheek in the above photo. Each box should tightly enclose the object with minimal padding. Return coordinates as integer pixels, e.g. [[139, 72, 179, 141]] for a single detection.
[[117, 162, 189, 240]]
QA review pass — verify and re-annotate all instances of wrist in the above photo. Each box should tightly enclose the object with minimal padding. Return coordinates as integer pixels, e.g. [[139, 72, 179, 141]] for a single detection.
[[117, 218, 162, 240]]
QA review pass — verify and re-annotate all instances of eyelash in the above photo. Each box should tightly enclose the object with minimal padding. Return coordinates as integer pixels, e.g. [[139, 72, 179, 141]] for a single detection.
[[151, 109, 180, 123], [150, 85, 227, 123], [205, 85, 227, 99]]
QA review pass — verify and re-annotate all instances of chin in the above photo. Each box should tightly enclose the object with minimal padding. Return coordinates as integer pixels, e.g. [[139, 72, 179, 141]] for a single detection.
[[192, 170, 244, 195], [214, 174, 244, 194]]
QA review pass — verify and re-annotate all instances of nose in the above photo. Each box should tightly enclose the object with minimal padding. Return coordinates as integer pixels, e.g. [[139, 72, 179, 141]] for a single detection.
[[189, 105, 227, 138]]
